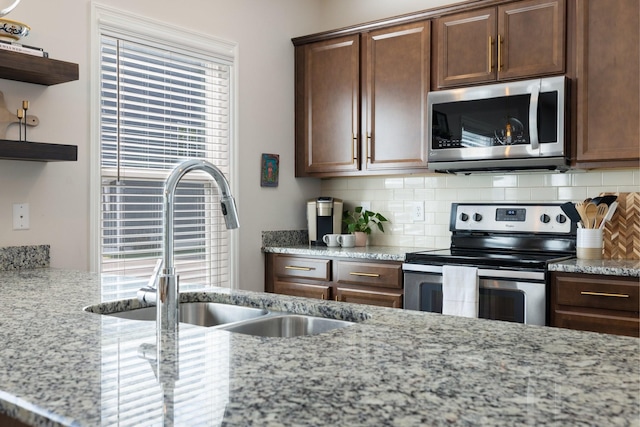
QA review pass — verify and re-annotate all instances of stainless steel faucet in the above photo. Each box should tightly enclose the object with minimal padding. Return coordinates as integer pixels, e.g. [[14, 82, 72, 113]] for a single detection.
[[139, 159, 240, 334]]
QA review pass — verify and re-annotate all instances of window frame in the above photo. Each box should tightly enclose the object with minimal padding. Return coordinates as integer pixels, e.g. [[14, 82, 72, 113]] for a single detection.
[[89, 4, 239, 290]]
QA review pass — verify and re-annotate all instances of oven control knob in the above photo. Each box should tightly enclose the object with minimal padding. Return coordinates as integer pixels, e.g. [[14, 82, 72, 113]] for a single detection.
[[460, 213, 469, 222], [556, 214, 567, 224], [473, 213, 482, 222], [540, 214, 551, 224]]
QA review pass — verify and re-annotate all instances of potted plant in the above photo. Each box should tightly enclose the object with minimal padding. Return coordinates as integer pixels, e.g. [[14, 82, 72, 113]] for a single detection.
[[342, 206, 389, 246]]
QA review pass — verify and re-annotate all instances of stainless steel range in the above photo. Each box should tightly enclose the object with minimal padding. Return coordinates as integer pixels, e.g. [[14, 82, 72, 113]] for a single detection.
[[403, 203, 577, 325]]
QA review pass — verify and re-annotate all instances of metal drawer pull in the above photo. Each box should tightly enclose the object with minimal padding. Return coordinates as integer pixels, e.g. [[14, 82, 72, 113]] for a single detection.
[[284, 266, 313, 271], [580, 291, 629, 298], [349, 272, 380, 278]]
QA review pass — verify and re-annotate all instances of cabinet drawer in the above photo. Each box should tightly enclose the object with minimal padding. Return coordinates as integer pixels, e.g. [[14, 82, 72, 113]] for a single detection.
[[273, 256, 331, 281], [274, 280, 330, 300], [334, 260, 402, 289], [554, 274, 640, 312], [553, 309, 640, 338], [335, 286, 403, 308]]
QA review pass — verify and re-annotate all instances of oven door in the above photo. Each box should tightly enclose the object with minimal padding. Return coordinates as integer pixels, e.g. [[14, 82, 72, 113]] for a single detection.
[[403, 266, 547, 326]]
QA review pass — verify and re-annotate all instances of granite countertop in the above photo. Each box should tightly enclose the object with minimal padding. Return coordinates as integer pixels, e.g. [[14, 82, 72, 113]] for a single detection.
[[0, 268, 638, 426], [262, 244, 424, 262], [549, 258, 640, 277]]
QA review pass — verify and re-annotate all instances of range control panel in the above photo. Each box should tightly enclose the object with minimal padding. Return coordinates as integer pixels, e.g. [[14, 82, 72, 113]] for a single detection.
[[451, 203, 573, 234]]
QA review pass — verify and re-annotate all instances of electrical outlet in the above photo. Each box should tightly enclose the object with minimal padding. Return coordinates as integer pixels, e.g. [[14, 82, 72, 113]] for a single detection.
[[412, 201, 425, 221], [13, 203, 29, 230]]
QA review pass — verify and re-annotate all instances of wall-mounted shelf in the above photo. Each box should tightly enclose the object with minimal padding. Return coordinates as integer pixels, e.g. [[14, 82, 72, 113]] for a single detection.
[[0, 140, 77, 161], [0, 50, 79, 85]]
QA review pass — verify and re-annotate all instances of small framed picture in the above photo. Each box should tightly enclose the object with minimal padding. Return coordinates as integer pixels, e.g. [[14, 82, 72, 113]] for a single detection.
[[260, 153, 279, 187]]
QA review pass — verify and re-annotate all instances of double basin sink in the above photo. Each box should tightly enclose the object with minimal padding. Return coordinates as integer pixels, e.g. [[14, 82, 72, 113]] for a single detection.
[[101, 302, 354, 337]]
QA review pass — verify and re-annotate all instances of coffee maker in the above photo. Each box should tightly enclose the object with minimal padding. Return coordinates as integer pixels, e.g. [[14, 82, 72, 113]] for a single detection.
[[307, 197, 343, 245]]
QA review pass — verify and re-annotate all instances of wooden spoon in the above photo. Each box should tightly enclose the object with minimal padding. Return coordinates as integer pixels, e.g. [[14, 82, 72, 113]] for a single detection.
[[595, 203, 608, 229], [575, 202, 590, 228], [584, 202, 597, 228]]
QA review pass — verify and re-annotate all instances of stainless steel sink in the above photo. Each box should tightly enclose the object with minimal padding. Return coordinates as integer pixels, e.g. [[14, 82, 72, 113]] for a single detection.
[[221, 314, 354, 337], [106, 302, 268, 327]]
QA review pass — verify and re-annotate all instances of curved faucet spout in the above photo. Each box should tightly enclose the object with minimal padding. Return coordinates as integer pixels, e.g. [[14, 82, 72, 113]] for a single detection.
[[163, 159, 240, 272], [157, 159, 239, 335]]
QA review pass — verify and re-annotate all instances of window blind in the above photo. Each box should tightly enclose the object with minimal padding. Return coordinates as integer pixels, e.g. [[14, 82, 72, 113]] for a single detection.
[[99, 33, 232, 294]]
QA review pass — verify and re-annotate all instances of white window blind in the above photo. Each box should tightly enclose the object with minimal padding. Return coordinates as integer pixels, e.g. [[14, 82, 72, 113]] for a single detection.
[[99, 27, 233, 295]]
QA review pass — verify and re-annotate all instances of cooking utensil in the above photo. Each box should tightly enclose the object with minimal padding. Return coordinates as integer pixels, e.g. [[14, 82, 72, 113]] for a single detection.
[[598, 201, 618, 230], [560, 202, 582, 224], [595, 203, 608, 229], [591, 195, 618, 207], [575, 202, 590, 228], [584, 202, 598, 228]]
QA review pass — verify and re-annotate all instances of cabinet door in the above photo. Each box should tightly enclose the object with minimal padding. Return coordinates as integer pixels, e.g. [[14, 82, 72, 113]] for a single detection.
[[573, 0, 639, 167], [295, 35, 360, 176], [362, 21, 430, 171], [274, 280, 331, 300], [434, 8, 496, 88], [498, 0, 565, 80], [335, 286, 403, 308]]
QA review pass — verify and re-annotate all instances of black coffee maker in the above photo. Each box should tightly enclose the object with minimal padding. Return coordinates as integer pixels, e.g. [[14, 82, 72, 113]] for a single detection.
[[306, 197, 343, 245]]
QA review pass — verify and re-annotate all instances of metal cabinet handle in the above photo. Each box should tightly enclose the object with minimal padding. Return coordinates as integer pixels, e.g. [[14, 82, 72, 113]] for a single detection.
[[352, 133, 358, 161], [349, 272, 380, 278], [284, 266, 313, 271], [335, 296, 339, 301], [497, 34, 503, 72], [488, 36, 493, 72], [581, 291, 630, 298]]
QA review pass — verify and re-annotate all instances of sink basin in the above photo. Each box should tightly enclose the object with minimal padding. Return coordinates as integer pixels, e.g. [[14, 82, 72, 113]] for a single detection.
[[106, 302, 268, 327], [221, 314, 354, 337]]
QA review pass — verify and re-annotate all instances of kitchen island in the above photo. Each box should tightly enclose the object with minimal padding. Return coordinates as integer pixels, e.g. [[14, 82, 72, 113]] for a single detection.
[[0, 268, 638, 426]]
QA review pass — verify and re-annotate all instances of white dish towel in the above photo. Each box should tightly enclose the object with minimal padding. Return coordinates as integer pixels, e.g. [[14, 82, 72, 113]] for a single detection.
[[442, 265, 479, 318]]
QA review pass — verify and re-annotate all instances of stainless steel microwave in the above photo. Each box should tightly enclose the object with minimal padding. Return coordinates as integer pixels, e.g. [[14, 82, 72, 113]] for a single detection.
[[427, 76, 568, 174]]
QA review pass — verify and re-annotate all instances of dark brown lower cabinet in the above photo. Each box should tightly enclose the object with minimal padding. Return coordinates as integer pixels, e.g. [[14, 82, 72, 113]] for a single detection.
[[265, 253, 403, 308], [550, 271, 640, 337]]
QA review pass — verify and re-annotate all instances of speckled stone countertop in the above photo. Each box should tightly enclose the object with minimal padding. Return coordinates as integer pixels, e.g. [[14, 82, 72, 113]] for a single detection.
[[263, 243, 424, 262], [0, 268, 639, 426], [549, 258, 640, 277]]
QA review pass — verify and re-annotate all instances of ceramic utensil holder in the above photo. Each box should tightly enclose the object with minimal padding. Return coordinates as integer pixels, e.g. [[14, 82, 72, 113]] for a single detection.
[[577, 228, 603, 260]]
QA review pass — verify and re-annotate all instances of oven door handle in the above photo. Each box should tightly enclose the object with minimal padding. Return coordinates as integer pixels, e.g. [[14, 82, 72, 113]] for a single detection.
[[402, 263, 545, 281]]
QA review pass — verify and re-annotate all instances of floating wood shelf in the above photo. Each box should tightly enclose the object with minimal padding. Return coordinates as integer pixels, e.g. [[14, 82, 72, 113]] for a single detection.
[[0, 50, 79, 85], [0, 140, 77, 161]]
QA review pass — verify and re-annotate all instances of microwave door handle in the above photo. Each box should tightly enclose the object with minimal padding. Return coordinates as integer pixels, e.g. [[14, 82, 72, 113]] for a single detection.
[[529, 80, 541, 151]]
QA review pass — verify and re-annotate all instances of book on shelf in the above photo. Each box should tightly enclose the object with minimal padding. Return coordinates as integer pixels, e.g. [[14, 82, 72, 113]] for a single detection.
[[0, 41, 48, 58]]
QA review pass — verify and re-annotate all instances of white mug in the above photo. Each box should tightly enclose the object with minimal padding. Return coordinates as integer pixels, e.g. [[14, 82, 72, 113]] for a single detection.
[[322, 233, 340, 247], [337, 234, 355, 248]]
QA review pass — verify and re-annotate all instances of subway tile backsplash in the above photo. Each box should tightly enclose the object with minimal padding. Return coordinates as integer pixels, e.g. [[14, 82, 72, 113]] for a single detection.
[[321, 168, 640, 249]]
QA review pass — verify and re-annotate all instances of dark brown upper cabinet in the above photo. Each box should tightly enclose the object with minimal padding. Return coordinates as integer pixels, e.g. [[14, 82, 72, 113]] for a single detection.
[[294, 21, 430, 177], [433, 0, 566, 89], [569, 0, 639, 168], [295, 35, 360, 176], [362, 21, 430, 172]]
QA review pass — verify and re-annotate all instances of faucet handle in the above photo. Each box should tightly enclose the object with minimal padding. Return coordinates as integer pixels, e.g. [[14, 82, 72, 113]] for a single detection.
[[136, 259, 163, 304], [147, 259, 163, 289]]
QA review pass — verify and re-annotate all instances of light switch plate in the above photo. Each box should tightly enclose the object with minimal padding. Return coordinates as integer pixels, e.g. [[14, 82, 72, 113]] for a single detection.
[[13, 203, 29, 230]]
